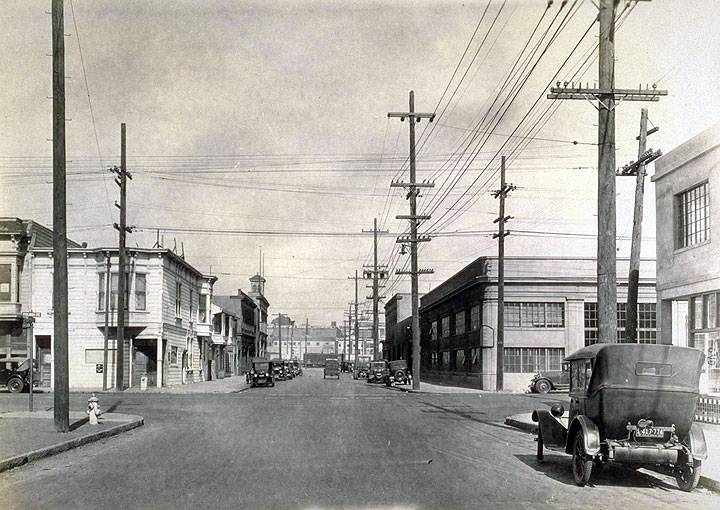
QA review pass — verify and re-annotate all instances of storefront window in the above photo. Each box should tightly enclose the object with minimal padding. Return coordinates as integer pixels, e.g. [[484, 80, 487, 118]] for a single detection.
[[706, 294, 717, 330]]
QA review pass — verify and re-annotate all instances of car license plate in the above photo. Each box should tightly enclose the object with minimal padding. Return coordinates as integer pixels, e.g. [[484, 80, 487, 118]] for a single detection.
[[636, 427, 665, 438]]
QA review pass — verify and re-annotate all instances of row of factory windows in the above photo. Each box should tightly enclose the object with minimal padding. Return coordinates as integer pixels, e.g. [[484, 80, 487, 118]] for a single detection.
[[429, 302, 566, 341], [426, 347, 564, 374], [583, 302, 657, 345]]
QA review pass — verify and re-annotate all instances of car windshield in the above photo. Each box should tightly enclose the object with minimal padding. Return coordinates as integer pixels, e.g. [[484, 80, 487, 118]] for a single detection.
[[254, 363, 269, 371], [371, 362, 385, 370]]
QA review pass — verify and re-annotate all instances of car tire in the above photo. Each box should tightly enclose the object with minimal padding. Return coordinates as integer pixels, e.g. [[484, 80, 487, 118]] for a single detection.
[[7, 377, 24, 393], [394, 370, 405, 383], [572, 432, 593, 486], [675, 459, 702, 492], [534, 379, 552, 394]]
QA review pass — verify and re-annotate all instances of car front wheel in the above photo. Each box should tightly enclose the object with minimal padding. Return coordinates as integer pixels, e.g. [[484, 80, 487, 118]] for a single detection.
[[572, 432, 593, 486], [7, 377, 24, 393], [534, 379, 552, 394]]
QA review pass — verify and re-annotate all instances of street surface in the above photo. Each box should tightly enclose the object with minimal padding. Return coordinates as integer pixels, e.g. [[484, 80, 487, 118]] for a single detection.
[[1, 369, 717, 509]]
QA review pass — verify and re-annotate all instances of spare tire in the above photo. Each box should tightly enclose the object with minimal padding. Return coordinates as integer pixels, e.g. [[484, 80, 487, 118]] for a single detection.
[[394, 370, 406, 382]]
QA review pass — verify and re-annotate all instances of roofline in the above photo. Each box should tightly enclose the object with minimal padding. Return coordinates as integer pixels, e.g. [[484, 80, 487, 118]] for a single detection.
[[30, 246, 209, 279]]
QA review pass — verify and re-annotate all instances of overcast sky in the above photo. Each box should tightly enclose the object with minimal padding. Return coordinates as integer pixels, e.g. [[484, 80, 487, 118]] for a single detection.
[[2, 0, 720, 325]]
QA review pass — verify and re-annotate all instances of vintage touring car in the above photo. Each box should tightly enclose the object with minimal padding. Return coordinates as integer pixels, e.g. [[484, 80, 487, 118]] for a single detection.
[[532, 343, 707, 491]]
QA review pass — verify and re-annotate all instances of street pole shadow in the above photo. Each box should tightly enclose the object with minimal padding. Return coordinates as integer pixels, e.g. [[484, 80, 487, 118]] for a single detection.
[[68, 416, 89, 431], [514, 454, 677, 491]]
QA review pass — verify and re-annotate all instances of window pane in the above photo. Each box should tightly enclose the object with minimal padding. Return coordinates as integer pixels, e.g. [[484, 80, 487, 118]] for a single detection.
[[706, 294, 717, 329], [456, 349, 465, 372], [504, 303, 521, 327], [441, 317, 450, 338], [504, 348, 521, 373], [694, 296, 704, 330], [548, 349, 565, 370], [98, 273, 105, 311], [135, 274, 146, 311], [471, 305, 480, 331], [678, 182, 709, 248], [546, 303, 564, 327], [455, 311, 465, 335], [0, 264, 12, 302], [431, 321, 438, 341]]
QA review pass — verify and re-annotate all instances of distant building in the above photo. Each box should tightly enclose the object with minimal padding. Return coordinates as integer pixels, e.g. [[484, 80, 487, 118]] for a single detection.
[[267, 320, 343, 361], [247, 273, 269, 359], [419, 256, 657, 392], [653, 123, 720, 394], [213, 289, 259, 374], [384, 293, 417, 364]]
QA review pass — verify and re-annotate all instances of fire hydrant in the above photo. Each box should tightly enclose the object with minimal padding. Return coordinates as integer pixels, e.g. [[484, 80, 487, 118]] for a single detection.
[[86, 394, 101, 425]]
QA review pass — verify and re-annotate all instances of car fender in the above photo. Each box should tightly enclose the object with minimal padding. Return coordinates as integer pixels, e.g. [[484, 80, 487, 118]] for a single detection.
[[565, 415, 601, 457], [532, 409, 567, 449], [687, 422, 708, 460]]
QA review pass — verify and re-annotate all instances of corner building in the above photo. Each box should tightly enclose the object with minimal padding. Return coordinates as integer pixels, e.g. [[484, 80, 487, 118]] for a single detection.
[[418, 256, 657, 392]]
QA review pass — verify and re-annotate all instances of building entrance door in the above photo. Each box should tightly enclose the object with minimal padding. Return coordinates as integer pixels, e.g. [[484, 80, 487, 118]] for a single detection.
[[35, 335, 51, 388], [132, 339, 157, 387]]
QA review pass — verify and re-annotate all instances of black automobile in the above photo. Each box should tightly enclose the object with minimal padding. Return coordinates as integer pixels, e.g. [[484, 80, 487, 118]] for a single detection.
[[529, 363, 570, 393], [249, 359, 275, 388], [366, 360, 388, 384], [0, 358, 37, 393], [353, 362, 369, 380], [385, 359, 411, 386], [271, 359, 287, 381], [283, 360, 295, 379]]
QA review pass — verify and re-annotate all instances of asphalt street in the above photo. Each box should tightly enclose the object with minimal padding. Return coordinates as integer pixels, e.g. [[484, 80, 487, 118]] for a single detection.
[[1, 368, 718, 509]]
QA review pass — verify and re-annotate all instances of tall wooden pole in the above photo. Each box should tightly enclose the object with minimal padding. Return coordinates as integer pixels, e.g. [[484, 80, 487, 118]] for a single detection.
[[626, 108, 649, 343], [373, 218, 379, 359], [103, 253, 111, 390], [354, 271, 359, 366], [115, 124, 128, 389], [52, 0, 69, 433], [496, 157, 506, 391], [278, 313, 282, 360], [597, 0, 618, 343]]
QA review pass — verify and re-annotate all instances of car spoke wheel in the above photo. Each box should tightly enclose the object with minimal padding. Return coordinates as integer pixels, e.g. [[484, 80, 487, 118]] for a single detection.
[[675, 460, 702, 492], [572, 432, 593, 486], [7, 378, 24, 393], [535, 379, 552, 394]]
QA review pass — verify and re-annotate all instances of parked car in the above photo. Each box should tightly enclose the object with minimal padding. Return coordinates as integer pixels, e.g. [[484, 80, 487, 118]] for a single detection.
[[532, 343, 707, 491], [353, 362, 369, 380], [248, 359, 275, 388], [292, 359, 302, 376], [366, 360, 388, 384], [0, 358, 37, 393], [283, 360, 295, 379], [324, 358, 340, 379], [385, 359, 411, 386], [529, 364, 569, 393], [271, 359, 287, 381]]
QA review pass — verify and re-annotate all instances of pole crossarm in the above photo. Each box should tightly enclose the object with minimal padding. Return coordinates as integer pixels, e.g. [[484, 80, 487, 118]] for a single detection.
[[387, 112, 436, 122], [492, 184, 516, 198], [617, 149, 662, 176], [396, 269, 434, 275], [396, 214, 431, 220], [390, 181, 435, 188], [548, 86, 668, 101], [396, 235, 431, 243]]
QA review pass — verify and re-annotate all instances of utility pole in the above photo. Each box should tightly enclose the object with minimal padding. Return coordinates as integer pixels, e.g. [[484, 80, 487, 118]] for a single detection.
[[304, 317, 308, 362], [618, 108, 661, 342], [111, 124, 133, 389], [277, 313, 282, 360], [52, 0, 69, 432], [103, 252, 111, 390], [547, 0, 665, 344], [389, 91, 435, 390], [348, 271, 360, 365], [362, 218, 389, 360], [492, 156, 515, 391]]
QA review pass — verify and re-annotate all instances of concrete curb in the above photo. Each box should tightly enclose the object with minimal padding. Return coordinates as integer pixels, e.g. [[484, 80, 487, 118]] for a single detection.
[[503, 414, 720, 493], [0, 416, 144, 474]]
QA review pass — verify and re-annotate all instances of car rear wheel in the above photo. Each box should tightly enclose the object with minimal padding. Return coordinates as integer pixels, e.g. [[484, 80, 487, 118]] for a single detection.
[[534, 379, 552, 394], [675, 460, 702, 492], [7, 377, 24, 393], [572, 432, 593, 486]]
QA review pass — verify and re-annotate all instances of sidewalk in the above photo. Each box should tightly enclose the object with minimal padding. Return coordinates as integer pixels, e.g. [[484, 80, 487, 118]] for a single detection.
[[384, 381, 489, 394], [504, 411, 720, 492], [93, 375, 252, 394], [0, 410, 143, 473]]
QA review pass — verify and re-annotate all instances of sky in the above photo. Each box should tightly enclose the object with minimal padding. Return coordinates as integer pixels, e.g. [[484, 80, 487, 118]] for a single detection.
[[2, 0, 720, 326]]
